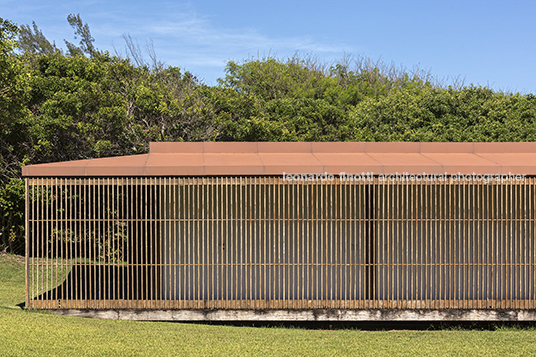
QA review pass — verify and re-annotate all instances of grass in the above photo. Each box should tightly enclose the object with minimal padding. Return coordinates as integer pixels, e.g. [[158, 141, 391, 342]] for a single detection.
[[0, 253, 25, 307], [2, 254, 536, 356]]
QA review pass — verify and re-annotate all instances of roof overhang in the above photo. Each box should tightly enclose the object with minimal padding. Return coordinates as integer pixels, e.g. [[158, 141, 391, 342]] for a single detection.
[[21, 142, 536, 177]]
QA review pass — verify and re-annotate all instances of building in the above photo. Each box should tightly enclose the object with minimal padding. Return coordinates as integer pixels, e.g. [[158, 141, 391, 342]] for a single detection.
[[22, 142, 536, 321]]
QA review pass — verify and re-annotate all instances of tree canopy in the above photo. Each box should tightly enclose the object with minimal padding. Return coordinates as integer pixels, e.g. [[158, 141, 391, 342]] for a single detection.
[[1, 15, 536, 254]]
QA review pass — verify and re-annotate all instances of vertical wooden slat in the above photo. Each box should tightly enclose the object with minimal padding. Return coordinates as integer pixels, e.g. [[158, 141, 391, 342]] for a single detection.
[[25, 179, 30, 309], [144, 178, 148, 308], [484, 178, 489, 308], [215, 177, 219, 307], [31, 179, 35, 308], [341, 179, 346, 307], [423, 179, 428, 307], [107, 178, 112, 307], [94, 178, 98, 306], [239, 177, 243, 306], [496, 179, 499, 308], [60, 178, 65, 305], [528, 178, 532, 308], [510, 179, 514, 308], [498, 180, 503, 308], [172, 177, 177, 307], [73, 178, 77, 308], [119, 178, 124, 307], [263, 177, 268, 307], [527, 177, 536, 309], [44, 178, 49, 308], [39, 178, 42, 307], [198, 177, 203, 306]]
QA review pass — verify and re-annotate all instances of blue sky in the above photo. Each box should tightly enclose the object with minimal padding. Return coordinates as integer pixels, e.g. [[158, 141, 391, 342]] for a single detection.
[[2, 0, 535, 92]]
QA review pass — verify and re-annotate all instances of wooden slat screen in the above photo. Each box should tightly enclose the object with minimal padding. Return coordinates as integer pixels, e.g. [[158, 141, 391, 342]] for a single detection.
[[26, 176, 536, 310]]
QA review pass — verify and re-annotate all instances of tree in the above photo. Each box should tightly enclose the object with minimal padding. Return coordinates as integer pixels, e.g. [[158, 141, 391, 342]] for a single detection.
[[0, 17, 24, 124], [0, 18, 29, 254], [0, 18, 30, 179], [17, 14, 97, 58], [348, 85, 536, 142], [18, 21, 57, 55], [64, 13, 97, 57], [25, 52, 130, 162]]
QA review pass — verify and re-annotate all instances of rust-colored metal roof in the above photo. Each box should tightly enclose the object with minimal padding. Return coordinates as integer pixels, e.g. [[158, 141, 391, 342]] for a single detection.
[[21, 142, 536, 176]]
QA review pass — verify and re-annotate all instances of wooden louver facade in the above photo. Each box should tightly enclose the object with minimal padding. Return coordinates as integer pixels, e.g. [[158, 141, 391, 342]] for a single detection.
[[23, 142, 536, 319]]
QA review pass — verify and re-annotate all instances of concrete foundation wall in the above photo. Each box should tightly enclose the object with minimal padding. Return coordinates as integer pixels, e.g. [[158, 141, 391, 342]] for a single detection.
[[51, 308, 536, 321]]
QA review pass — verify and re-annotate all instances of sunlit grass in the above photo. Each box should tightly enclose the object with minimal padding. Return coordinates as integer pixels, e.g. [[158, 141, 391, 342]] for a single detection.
[[2, 253, 536, 356]]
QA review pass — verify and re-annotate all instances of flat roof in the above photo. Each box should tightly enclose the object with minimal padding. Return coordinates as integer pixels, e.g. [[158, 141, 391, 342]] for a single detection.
[[21, 142, 536, 176]]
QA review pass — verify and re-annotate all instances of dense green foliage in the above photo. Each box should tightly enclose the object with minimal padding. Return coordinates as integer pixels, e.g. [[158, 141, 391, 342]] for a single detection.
[[1, 16, 536, 253]]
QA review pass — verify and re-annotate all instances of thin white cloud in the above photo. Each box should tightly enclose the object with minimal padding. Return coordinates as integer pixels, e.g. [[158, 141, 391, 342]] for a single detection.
[[93, 6, 357, 84], [144, 16, 350, 55], [4, 1, 357, 83]]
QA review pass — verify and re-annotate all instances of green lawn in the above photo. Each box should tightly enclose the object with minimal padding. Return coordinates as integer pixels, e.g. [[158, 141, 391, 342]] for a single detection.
[[1, 253, 536, 356]]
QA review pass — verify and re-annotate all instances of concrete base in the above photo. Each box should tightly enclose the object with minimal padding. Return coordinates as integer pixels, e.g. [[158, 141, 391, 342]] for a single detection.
[[49, 309, 536, 321]]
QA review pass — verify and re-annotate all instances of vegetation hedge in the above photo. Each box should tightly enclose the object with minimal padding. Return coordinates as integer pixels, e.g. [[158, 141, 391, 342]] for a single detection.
[[1, 16, 535, 254]]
